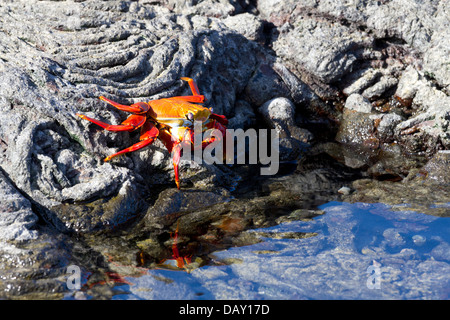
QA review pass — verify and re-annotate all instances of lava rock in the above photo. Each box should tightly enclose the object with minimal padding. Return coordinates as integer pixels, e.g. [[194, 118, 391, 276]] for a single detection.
[[421, 150, 450, 186], [259, 97, 313, 160]]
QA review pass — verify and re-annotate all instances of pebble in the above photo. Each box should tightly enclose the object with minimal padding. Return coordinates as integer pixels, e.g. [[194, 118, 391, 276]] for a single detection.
[[338, 186, 352, 195]]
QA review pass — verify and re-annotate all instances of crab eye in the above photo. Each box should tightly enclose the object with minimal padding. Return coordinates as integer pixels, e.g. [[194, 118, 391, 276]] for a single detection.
[[209, 107, 214, 113], [187, 112, 194, 120]]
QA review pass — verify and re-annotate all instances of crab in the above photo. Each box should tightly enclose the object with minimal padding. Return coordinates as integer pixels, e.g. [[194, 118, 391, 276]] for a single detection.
[[76, 77, 227, 189]]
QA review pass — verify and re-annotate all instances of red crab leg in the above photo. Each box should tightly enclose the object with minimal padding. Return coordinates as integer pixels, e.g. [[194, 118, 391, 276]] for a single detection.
[[172, 143, 182, 189], [76, 113, 146, 132], [166, 77, 205, 103], [180, 77, 201, 96], [104, 121, 159, 162], [171, 130, 193, 189], [99, 96, 149, 114], [167, 95, 205, 103], [210, 113, 228, 125], [197, 119, 227, 161]]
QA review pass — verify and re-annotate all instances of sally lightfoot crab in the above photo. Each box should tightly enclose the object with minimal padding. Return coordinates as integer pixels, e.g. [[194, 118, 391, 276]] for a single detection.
[[76, 77, 228, 189]]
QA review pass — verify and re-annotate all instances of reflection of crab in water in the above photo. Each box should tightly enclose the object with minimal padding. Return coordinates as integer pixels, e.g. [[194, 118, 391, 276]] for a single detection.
[[77, 77, 228, 189], [165, 223, 194, 271]]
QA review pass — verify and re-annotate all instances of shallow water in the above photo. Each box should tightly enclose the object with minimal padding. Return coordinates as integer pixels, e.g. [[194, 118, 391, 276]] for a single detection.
[[79, 201, 450, 300]]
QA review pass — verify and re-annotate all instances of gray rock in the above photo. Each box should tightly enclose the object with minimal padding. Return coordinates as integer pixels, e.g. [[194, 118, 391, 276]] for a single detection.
[[395, 75, 450, 150], [223, 13, 265, 42], [0, 0, 449, 300], [422, 150, 450, 186], [146, 188, 231, 220], [362, 75, 398, 100], [259, 97, 313, 160], [343, 68, 382, 96], [336, 108, 377, 149], [259, 97, 295, 127], [423, 30, 450, 94], [0, 170, 38, 241], [394, 66, 420, 104], [273, 18, 370, 84], [376, 113, 404, 142], [154, 0, 248, 17], [259, 0, 449, 160], [0, 0, 270, 234], [244, 61, 292, 107], [227, 100, 256, 129], [344, 93, 373, 113]]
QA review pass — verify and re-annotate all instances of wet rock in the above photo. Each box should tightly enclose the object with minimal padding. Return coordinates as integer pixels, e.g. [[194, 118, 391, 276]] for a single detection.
[[259, 97, 313, 160], [366, 142, 424, 179], [146, 187, 231, 220], [335, 109, 378, 167], [343, 178, 450, 217], [262, 151, 362, 201], [376, 113, 404, 142], [421, 150, 450, 186], [275, 209, 325, 224], [412, 235, 426, 246], [430, 242, 450, 262], [50, 178, 146, 233], [382, 228, 406, 248]]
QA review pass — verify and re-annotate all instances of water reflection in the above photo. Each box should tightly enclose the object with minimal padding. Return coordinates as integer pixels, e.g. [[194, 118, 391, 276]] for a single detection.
[[111, 201, 449, 299]]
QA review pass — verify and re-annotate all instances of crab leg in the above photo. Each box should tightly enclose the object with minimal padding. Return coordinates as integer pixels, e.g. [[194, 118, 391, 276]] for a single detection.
[[210, 113, 228, 125], [165, 77, 205, 103], [172, 143, 183, 190], [180, 77, 201, 96], [76, 113, 146, 132], [104, 121, 159, 162], [99, 96, 149, 114], [171, 130, 193, 189]]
